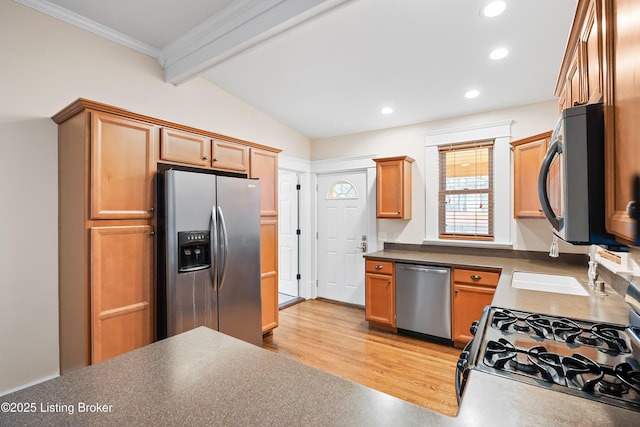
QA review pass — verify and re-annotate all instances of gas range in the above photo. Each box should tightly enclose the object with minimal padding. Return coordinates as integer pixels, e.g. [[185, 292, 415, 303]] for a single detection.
[[457, 307, 640, 413]]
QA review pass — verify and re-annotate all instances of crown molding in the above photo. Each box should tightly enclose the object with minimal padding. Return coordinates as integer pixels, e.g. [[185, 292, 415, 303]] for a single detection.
[[16, 0, 350, 86], [15, 0, 165, 63]]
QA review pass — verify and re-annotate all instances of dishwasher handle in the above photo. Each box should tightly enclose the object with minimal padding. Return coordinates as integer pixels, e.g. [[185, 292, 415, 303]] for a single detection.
[[397, 265, 449, 274]]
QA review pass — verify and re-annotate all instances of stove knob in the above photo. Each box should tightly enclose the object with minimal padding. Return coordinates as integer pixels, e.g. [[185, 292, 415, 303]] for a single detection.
[[469, 320, 479, 336], [457, 352, 469, 370]]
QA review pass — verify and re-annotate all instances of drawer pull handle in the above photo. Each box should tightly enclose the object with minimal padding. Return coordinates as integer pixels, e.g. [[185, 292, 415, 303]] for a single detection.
[[470, 274, 481, 280], [203, 155, 209, 160], [375, 265, 384, 270]]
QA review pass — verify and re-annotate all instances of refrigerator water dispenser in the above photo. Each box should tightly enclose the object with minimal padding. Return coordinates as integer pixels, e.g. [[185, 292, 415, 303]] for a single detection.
[[177, 230, 211, 273]]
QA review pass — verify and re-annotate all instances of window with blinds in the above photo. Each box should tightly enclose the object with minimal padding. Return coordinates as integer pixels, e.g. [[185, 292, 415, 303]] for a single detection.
[[438, 140, 494, 240]]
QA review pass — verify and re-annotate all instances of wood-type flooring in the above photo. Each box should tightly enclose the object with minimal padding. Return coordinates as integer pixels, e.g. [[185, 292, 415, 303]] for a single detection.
[[262, 299, 460, 417]]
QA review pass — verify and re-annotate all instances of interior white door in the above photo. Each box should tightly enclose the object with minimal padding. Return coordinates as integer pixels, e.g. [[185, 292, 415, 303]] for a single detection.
[[317, 171, 367, 305], [278, 171, 299, 297]]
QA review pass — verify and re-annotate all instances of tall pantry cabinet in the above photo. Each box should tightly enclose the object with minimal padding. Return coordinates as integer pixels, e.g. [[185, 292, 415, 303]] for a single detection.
[[54, 99, 282, 373], [56, 107, 155, 372]]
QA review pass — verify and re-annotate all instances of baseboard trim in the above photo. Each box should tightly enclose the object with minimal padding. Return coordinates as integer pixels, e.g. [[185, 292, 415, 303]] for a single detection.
[[0, 373, 59, 397]]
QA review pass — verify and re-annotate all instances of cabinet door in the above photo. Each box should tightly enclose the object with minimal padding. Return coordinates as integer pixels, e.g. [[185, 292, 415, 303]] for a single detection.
[[91, 112, 156, 219], [567, 53, 582, 107], [250, 149, 278, 216], [377, 161, 402, 217], [582, 0, 603, 104], [212, 139, 249, 173], [160, 128, 211, 167], [452, 283, 494, 346], [260, 218, 278, 332], [605, 0, 639, 243], [375, 157, 413, 219], [91, 225, 153, 363], [512, 133, 551, 218], [365, 273, 395, 327]]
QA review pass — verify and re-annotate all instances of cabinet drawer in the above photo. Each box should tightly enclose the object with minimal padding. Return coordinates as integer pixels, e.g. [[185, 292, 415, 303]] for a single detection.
[[453, 268, 500, 287], [366, 260, 394, 275]]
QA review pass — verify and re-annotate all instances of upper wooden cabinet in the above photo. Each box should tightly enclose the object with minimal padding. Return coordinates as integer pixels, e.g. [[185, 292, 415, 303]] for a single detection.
[[91, 112, 156, 219], [373, 156, 414, 219], [511, 131, 552, 218], [160, 127, 210, 167], [160, 129, 249, 174], [606, 0, 639, 243], [556, 0, 604, 108], [212, 139, 249, 173], [557, 0, 640, 244], [250, 148, 279, 217]]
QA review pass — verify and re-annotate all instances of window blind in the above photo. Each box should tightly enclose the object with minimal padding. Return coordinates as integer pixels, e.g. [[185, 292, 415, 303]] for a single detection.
[[438, 140, 494, 240]]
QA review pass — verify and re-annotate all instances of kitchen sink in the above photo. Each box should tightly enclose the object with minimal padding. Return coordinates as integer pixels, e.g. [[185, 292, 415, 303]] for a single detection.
[[511, 272, 589, 296]]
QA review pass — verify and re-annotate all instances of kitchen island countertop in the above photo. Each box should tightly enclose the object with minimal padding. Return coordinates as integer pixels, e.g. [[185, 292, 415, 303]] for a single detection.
[[0, 326, 450, 426]]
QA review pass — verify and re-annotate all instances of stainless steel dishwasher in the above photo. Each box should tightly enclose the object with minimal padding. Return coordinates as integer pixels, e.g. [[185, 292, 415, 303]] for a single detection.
[[395, 263, 451, 342]]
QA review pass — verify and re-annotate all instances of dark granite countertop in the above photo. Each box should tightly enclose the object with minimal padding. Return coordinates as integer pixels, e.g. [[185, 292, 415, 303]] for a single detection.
[[364, 248, 630, 324]]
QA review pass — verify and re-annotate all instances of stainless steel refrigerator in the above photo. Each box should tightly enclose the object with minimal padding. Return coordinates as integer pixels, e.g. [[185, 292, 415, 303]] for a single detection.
[[157, 169, 262, 346]]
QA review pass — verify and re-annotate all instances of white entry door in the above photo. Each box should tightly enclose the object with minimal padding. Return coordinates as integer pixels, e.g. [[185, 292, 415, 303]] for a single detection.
[[317, 171, 367, 305], [278, 171, 299, 297]]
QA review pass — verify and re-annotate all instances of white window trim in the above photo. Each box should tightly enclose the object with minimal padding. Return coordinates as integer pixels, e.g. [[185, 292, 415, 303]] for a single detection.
[[424, 120, 513, 248]]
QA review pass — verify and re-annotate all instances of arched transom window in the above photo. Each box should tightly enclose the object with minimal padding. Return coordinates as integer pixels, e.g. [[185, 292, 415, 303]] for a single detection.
[[326, 180, 358, 199]]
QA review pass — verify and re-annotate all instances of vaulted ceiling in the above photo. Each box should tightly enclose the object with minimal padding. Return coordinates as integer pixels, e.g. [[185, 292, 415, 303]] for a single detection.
[[20, 0, 578, 138]]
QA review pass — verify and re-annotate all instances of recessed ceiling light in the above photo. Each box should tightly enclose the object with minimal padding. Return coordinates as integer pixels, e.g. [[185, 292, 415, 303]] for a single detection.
[[483, 1, 506, 17], [380, 107, 393, 115], [465, 90, 480, 99], [460, 163, 471, 167], [490, 47, 509, 60]]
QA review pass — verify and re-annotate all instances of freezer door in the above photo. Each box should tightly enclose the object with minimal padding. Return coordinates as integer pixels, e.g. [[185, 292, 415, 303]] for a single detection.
[[216, 176, 262, 346], [165, 170, 218, 336]]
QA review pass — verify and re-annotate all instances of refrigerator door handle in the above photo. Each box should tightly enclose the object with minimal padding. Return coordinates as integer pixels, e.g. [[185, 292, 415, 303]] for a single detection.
[[210, 205, 218, 290], [217, 206, 229, 290]]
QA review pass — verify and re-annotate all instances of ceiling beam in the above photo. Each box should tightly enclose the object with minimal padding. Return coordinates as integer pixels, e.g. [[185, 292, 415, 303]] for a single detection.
[[162, 0, 351, 85]]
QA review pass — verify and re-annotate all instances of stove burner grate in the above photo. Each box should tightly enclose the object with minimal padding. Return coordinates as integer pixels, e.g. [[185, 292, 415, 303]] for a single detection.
[[490, 309, 631, 354]]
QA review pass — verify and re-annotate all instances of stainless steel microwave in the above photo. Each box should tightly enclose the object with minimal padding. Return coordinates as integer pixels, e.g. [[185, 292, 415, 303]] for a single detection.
[[537, 103, 619, 246]]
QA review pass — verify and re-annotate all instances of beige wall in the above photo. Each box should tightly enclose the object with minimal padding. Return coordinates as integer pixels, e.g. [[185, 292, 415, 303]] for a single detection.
[[312, 100, 588, 255], [0, 1, 310, 395]]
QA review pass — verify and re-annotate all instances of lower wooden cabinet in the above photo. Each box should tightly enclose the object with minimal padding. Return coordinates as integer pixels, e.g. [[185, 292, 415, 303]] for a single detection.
[[451, 268, 500, 348], [90, 225, 153, 363], [365, 260, 396, 328], [260, 218, 279, 333]]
